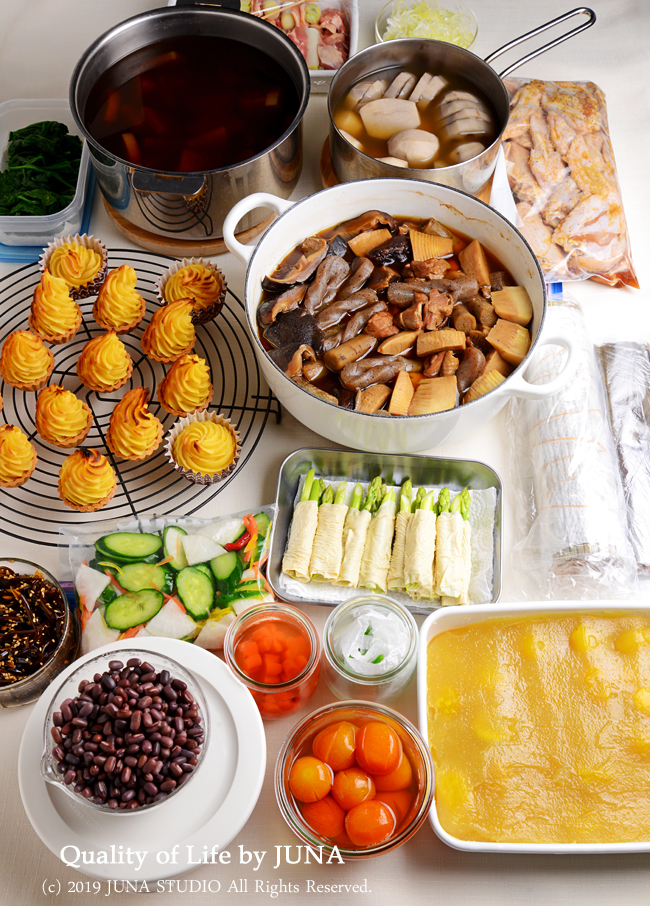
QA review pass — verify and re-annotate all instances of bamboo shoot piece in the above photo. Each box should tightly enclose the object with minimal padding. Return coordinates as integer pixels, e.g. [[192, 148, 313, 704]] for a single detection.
[[347, 228, 393, 258], [409, 230, 453, 261], [483, 349, 512, 378], [416, 328, 466, 357], [388, 368, 415, 416], [387, 479, 413, 591], [458, 239, 491, 287], [355, 383, 391, 413], [408, 375, 457, 415], [463, 370, 505, 403], [282, 468, 321, 581], [491, 285, 533, 326], [486, 319, 531, 365], [378, 330, 421, 356]]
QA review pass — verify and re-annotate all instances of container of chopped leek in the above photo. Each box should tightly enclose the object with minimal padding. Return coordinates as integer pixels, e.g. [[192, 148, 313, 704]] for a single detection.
[[375, 0, 477, 48]]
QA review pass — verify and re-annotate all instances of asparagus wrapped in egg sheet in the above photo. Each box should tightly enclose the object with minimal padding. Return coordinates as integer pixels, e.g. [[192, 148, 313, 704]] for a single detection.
[[337, 479, 379, 587], [387, 480, 414, 592], [435, 489, 472, 605], [404, 488, 438, 601], [358, 487, 397, 593], [282, 469, 321, 581], [309, 482, 348, 581]]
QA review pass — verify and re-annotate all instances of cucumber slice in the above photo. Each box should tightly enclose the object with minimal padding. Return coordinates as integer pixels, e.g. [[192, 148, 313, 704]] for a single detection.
[[210, 550, 244, 594], [104, 589, 164, 631], [95, 532, 163, 562], [119, 562, 175, 595], [89, 557, 122, 577], [195, 564, 213, 579], [215, 588, 264, 607], [163, 525, 188, 571], [98, 584, 119, 606], [253, 511, 271, 538], [176, 566, 215, 620]]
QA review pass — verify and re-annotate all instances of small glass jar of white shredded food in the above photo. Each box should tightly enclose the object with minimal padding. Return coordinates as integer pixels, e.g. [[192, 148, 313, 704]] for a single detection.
[[322, 595, 418, 702], [375, 0, 478, 49]]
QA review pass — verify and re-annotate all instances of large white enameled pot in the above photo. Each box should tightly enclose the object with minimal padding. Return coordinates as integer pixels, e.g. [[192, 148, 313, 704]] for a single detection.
[[223, 179, 576, 454]]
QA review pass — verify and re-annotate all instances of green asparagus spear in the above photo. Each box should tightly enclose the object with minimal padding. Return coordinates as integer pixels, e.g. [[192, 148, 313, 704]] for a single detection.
[[321, 484, 334, 505], [349, 483, 363, 510], [459, 488, 471, 521], [300, 468, 316, 503], [362, 477, 381, 511], [437, 487, 451, 514], [334, 481, 347, 505], [411, 486, 426, 512], [420, 489, 435, 511], [399, 479, 413, 513], [309, 476, 322, 502]]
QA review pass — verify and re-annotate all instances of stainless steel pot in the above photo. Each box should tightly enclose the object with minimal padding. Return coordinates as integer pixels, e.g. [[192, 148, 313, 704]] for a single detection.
[[328, 7, 595, 196], [69, 4, 310, 241]]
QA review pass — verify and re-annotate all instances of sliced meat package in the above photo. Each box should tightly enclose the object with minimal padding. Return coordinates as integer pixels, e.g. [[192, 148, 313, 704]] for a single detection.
[[502, 78, 638, 289]]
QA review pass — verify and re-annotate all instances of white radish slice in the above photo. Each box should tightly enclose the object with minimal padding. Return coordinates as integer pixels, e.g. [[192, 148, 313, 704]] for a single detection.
[[191, 516, 245, 546], [145, 598, 199, 640], [181, 534, 227, 566], [360, 98, 420, 140], [194, 611, 236, 651], [75, 562, 110, 610], [81, 608, 120, 655]]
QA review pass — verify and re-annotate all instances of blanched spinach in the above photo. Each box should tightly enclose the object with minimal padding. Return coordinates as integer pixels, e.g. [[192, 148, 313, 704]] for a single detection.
[[0, 121, 83, 217]]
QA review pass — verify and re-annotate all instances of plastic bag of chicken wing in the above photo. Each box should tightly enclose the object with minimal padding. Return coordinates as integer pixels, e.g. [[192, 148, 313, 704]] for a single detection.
[[501, 78, 639, 289]]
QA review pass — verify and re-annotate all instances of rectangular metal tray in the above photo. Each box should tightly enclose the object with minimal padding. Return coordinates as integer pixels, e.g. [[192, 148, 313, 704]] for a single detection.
[[266, 447, 502, 615]]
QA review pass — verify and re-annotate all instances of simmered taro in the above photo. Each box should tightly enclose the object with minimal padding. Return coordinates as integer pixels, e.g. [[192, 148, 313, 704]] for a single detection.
[[333, 68, 499, 170], [258, 210, 532, 415]]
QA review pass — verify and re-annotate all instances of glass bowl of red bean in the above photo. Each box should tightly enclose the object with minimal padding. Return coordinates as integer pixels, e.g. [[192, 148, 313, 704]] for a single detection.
[[40, 649, 209, 812]]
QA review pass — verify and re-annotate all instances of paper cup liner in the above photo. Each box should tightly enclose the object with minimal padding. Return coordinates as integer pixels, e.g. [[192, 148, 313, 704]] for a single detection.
[[164, 410, 241, 485], [156, 258, 227, 325], [40, 234, 108, 300]]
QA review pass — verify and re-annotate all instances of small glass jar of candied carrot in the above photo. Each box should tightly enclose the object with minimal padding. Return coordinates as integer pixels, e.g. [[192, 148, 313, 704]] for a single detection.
[[224, 603, 321, 720]]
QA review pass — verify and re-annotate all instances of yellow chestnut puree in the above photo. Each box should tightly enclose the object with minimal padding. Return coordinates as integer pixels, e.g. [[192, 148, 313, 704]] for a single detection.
[[427, 614, 650, 844], [172, 420, 236, 476]]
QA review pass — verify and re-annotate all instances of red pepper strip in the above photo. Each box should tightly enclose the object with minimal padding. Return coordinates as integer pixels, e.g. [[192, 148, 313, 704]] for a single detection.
[[224, 530, 251, 551]]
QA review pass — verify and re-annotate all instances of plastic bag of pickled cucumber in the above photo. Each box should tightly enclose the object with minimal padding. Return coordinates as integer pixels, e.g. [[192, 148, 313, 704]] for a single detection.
[[505, 294, 637, 600], [59, 508, 276, 655], [240, 2, 349, 71], [501, 78, 638, 289]]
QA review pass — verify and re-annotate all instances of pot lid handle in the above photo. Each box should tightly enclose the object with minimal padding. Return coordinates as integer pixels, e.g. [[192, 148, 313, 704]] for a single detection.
[[484, 7, 596, 79], [503, 333, 578, 401]]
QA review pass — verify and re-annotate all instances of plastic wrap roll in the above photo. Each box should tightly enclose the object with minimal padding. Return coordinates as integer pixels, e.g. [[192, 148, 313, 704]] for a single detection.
[[506, 297, 637, 599], [599, 342, 650, 574]]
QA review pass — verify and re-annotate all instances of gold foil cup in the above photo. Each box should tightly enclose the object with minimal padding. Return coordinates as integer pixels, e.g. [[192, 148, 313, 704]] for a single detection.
[[156, 257, 227, 325], [163, 410, 241, 486], [40, 234, 108, 300]]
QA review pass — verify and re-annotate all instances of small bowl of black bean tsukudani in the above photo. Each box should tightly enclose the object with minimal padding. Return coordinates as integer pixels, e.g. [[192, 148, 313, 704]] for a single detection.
[[0, 559, 80, 708], [41, 649, 209, 812]]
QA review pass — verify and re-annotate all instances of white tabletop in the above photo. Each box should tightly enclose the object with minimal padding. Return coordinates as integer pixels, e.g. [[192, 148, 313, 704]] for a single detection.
[[0, 2, 649, 904]]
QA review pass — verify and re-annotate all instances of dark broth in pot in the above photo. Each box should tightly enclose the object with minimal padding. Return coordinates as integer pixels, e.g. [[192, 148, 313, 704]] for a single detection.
[[84, 35, 300, 173]]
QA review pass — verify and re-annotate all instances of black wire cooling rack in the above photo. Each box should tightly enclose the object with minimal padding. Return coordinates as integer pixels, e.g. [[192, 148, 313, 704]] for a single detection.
[[0, 248, 281, 547]]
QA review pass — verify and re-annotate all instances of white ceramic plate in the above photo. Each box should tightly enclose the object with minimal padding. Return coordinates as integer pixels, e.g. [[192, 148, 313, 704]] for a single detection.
[[417, 601, 650, 854], [18, 637, 266, 882]]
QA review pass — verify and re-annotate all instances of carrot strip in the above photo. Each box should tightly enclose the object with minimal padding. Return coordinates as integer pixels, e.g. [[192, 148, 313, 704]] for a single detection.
[[119, 623, 145, 640]]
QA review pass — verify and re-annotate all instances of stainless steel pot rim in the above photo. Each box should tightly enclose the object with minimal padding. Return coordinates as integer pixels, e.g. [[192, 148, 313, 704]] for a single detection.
[[244, 176, 547, 419], [326, 37, 509, 175], [69, 5, 310, 178]]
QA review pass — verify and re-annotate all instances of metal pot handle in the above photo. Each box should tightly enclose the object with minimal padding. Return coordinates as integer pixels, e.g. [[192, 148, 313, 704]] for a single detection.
[[503, 334, 577, 400], [131, 170, 206, 197], [223, 192, 294, 265], [484, 7, 596, 79]]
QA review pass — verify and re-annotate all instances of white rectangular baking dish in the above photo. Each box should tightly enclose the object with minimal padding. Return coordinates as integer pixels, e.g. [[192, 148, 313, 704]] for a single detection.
[[417, 600, 650, 854]]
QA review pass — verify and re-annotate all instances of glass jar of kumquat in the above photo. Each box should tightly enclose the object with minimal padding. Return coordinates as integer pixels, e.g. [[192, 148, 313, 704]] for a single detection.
[[224, 603, 321, 720], [275, 701, 434, 858]]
